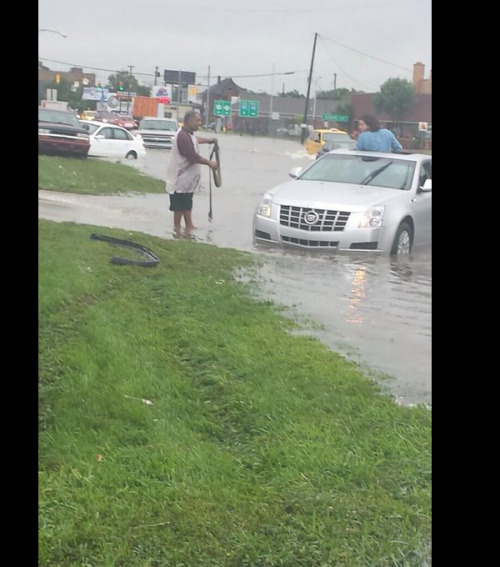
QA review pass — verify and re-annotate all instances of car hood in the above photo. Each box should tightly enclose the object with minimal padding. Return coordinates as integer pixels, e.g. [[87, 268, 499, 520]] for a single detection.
[[268, 179, 405, 211], [137, 128, 176, 134]]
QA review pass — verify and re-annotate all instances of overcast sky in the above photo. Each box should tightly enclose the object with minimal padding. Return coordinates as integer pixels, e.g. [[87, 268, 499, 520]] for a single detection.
[[38, 0, 432, 95]]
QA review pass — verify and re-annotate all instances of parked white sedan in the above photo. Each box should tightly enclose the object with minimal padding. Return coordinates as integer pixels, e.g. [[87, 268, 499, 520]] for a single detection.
[[79, 120, 146, 160]]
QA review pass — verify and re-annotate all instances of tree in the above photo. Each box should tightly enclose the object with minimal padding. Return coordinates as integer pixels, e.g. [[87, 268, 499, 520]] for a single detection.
[[107, 71, 140, 94], [43, 78, 82, 110], [373, 78, 415, 129], [317, 88, 351, 101], [278, 90, 304, 98]]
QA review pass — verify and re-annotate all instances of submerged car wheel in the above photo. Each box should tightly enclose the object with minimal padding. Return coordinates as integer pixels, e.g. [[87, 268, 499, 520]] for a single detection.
[[126, 151, 137, 160], [391, 222, 413, 255]]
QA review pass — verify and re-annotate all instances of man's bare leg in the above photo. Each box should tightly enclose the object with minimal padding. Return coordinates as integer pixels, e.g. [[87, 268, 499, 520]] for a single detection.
[[183, 211, 196, 230], [173, 211, 183, 229]]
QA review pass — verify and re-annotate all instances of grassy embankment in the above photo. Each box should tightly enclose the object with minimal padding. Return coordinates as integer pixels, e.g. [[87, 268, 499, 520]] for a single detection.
[[39, 155, 431, 566]]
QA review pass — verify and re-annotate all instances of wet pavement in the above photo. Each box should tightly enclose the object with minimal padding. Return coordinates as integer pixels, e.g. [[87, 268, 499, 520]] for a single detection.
[[38, 134, 431, 406]]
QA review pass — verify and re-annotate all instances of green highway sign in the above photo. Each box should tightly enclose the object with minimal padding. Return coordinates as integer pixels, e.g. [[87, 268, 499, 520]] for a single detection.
[[214, 100, 231, 116], [239, 100, 259, 117], [321, 114, 349, 122]]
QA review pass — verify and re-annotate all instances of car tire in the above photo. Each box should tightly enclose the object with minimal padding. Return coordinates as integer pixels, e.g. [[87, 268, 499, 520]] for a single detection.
[[391, 222, 413, 256], [125, 151, 137, 160]]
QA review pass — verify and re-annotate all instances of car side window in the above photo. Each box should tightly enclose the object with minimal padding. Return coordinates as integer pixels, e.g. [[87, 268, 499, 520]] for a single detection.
[[419, 162, 432, 187], [101, 128, 114, 139], [113, 129, 128, 140]]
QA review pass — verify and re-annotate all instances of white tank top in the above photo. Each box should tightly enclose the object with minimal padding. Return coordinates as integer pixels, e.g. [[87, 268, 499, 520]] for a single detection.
[[165, 129, 203, 194]]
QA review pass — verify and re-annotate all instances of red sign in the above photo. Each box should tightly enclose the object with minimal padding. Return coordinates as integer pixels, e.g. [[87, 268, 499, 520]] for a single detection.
[[157, 97, 170, 104]]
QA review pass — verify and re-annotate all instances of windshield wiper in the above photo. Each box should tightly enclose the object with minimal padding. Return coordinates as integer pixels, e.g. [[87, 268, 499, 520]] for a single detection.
[[360, 161, 393, 185]]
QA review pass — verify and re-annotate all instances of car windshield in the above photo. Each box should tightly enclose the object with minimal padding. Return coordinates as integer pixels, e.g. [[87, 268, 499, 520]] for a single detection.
[[140, 120, 177, 131], [39, 109, 81, 128], [323, 140, 355, 151], [322, 132, 349, 143], [299, 154, 415, 190]]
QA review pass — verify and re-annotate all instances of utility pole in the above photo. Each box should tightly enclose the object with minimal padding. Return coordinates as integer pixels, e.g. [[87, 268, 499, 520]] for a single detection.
[[205, 65, 211, 128], [154, 66, 159, 86], [333, 72, 337, 100], [127, 65, 133, 112], [301, 32, 318, 144]]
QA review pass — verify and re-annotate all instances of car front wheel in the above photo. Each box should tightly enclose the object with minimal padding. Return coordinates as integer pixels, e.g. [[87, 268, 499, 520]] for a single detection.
[[391, 222, 413, 255], [126, 151, 137, 160]]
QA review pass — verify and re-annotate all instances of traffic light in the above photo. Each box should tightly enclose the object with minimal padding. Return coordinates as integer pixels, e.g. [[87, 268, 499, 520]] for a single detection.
[[118, 81, 124, 91], [55, 74, 60, 84]]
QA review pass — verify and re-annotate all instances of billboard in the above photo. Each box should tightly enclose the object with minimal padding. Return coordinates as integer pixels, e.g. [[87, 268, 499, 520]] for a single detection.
[[163, 70, 196, 84], [152, 85, 173, 99], [82, 86, 110, 101]]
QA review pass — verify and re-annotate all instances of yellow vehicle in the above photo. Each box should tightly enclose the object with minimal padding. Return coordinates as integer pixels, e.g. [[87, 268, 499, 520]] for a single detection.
[[79, 110, 98, 121], [305, 128, 350, 155]]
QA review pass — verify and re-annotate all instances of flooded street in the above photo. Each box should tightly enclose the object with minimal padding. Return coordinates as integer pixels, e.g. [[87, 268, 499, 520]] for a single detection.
[[39, 134, 431, 406]]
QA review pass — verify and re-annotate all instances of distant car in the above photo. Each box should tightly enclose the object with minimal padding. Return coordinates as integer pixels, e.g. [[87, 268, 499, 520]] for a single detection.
[[253, 148, 432, 256], [305, 128, 350, 155], [315, 137, 356, 159], [114, 113, 137, 130], [39, 107, 90, 158], [79, 110, 98, 121], [94, 111, 136, 130], [136, 117, 178, 149], [79, 120, 146, 160]]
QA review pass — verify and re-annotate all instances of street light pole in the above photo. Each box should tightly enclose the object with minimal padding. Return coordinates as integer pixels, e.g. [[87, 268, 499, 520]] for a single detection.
[[38, 28, 67, 38], [127, 65, 133, 112]]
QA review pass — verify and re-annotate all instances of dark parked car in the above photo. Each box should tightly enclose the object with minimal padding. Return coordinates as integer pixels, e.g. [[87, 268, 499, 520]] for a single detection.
[[38, 107, 90, 158]]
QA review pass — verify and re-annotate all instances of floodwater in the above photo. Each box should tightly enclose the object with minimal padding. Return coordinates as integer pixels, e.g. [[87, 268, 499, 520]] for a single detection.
[[38, 133, 431, 407]]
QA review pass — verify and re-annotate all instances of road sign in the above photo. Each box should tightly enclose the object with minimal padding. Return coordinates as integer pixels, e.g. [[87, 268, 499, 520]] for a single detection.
[[214, 100, 231, 116], [239, 100, 259, 117], [321, 114, 349, 122]]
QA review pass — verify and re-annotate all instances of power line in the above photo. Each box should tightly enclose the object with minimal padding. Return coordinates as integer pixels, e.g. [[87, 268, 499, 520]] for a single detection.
[[319, 34, 413, 72], [39, 57, 308, 82]]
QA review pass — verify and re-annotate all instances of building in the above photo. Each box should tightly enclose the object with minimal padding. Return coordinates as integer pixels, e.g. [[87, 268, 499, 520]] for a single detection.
[[38, 63, 97, 91]]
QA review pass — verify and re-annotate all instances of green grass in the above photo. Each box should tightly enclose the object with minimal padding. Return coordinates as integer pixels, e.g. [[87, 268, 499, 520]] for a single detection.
[[38, 155, 165, 195], [39, 216, 431, 566]]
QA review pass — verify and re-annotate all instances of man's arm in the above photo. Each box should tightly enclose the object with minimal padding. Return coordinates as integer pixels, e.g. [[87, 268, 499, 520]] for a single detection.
[[197, 136, 217, 145], [177, 130, 218, 169]]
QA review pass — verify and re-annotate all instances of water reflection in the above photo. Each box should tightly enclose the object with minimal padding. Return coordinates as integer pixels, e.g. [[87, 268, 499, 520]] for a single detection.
[[346, 265, 367, 324]]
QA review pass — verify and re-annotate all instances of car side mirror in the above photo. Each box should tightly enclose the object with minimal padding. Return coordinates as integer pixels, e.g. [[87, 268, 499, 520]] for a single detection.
[[289, 166, 303, 179], [421, 178, 432, 191]]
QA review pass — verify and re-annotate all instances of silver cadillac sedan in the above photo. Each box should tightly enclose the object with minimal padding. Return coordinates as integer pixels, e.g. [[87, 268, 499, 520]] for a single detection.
[[253, 149, 432, 255]]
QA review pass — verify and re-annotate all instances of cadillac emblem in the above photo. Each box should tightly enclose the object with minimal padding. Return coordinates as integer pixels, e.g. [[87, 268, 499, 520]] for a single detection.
[[303, 210, 319, 225]]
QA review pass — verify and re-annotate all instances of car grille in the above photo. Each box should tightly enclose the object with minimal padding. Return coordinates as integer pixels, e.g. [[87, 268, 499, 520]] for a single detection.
[[282, 236, 339, 248], [279, 206, 350, 232], [140, 134, 174, 143]]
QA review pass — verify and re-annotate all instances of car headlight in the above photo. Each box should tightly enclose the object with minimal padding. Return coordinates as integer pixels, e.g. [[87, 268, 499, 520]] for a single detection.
[[359, 205, 386, 228], [257, 194, 273, 217]]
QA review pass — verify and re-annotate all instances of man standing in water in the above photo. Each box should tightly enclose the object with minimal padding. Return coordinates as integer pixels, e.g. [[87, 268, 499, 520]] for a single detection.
[[166, 110, 218, 230]]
